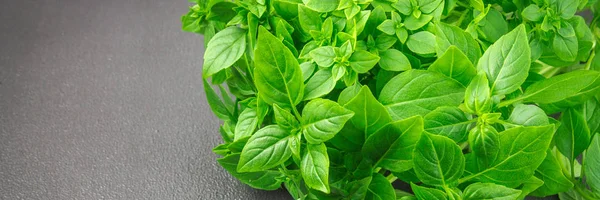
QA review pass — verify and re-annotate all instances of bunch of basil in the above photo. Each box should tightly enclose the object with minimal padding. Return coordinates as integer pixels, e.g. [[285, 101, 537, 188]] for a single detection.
[[182, 0, 600, 199]]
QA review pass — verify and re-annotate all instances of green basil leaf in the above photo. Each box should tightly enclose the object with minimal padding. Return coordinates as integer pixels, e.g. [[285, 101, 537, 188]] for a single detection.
[[275, 19, 296, 53], [428, 46, 477, 86], [213, 143, 230, 156], [407, 31, 437, 55], [290, 133, 302, 160], [530, 38, 543, 61], [285, 181, 305, 200], [238, 125, 293, 172], [202, 26, 247, 77], [234, 107, 259, 140], [413, 132, 465, 187], [469, 0, 484, 11], [366, 173, 396, 200], [333, 64, 347, 82], [303, 0, 339, 13], [397, 27, 409, 44], [338, 40, 354, 59], [508, 104, 550, 127], [585, 97, 600, 136], [463, 182, 522, 200], [557, 0, 578, 19], [572, 16, 594, 62], [376, 69, 398, 97], [468, 125, 555, 187], [435, 22, 482, 64], [273, 0, 301, 20], [477, 24, 530, 96], [518, 176, 545, 200], [375, 35, 398, 51], [380, 70, 465, 120], [254, 26, 305, 109], [363, 6, 386, 36], [344, 4, 362, 19], [349, 50, 380, 73], [181, 8, 204, 34], [321, 17, 334, 37], [521, 70, 600, 105], [395, 190, 416, 199], [464, 73, 493, 115], [304, 69, 336, 100], [584, 134, 600, 193], [530, 150, 574, 196], [410, 183, 448, 200], [218, 153, 284, 190], [227, 66, 256, 98], [362, 116, 424, 172], [301, 143, 330, 193], [556, 106, 591, 161], [556, 148, 584, 179], [274, 104, 300, 130], [256, 95, 270, 125], [207, 2, 237, 22], [404, 14, 433, 31], [328, 124, 362, 155], [248, 12, 259, 49], [203, 79, 232, 121], [377, 19, 396, 35], [344, 86, 393, 136], [448, 188, 463, 200], [346, 176, 372, 200], [346, 11, 371, 35], [338, 84, 362, 106], [393, 0, 412, 15], [310, 46, 336, 67], [300, 41, 320, 59], [370, 0, 396, 12], [394, 169, 421, 184], [521, 4, 544, 22], [424, 106, 471, 143], [558, 187, 588, 200], [302, 99, 355, 144], [477, 9, 508, 43], [418, 0, 443, 14], [219, 121, 235, 143], [301, 62, 317, 81], [379, 49, 411, 72], [299, 5, 323, 32], [553, 25, 578, 62], [469, 124, 500, 168]]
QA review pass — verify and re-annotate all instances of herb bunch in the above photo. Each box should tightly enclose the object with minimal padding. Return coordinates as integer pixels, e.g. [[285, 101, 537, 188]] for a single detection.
[[182, 0, 600, 199]]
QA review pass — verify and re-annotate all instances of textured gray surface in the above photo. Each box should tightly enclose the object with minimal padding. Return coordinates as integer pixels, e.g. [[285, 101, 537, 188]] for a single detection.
[[0, 1, 289, 199]]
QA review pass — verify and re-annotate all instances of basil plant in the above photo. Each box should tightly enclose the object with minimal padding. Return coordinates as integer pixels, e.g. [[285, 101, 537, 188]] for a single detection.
[[182, 0, 600, 199]]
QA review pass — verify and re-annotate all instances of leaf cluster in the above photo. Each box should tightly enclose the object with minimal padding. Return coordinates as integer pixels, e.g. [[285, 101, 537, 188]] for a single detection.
[[182, 0, 600, 199]]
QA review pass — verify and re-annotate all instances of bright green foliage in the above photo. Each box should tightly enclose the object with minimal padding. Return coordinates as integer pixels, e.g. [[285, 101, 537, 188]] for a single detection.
[[413, 132, 465, 187], [183, 0, 600, 199], [379, 70, 465, 120], [477, 24, 530, 96], [462, 182, 522, 200], [301, 143, 330, 193], [362, 116, 423, 172], [411, 182, 447, 200], [301, 98, 354, 144], [428, 46, 477, 86], [586, 134, 600, 193]]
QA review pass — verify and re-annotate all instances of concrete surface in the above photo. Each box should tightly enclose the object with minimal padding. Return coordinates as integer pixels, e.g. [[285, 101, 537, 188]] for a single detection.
[[0, 0, 288, 199]]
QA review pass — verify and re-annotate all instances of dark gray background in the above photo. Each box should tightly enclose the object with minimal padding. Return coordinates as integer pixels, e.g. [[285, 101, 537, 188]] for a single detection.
[[0, 0, 289, 199]]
